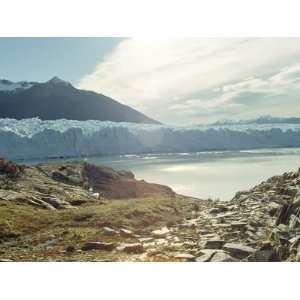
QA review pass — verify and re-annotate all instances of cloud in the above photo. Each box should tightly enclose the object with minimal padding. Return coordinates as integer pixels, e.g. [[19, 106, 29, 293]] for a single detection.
[[79, 38, 300, 124]]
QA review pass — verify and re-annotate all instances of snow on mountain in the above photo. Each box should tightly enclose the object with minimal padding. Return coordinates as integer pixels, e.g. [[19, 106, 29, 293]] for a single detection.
[[0, 77, 68, 92], [0, 79, 37, 92], [1, 118, 300, 160]]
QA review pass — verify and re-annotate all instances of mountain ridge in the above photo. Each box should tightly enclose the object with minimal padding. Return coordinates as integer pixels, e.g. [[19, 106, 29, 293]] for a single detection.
[[211, 115, 300, 126], [0, 77, 160, 124]]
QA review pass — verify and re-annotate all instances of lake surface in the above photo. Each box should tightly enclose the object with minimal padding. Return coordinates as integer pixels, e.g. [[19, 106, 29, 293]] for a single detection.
[[27, 148, 300, 201]]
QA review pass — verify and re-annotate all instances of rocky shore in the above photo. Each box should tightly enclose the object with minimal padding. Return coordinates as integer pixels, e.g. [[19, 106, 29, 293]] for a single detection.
[[1, 158, 300, 262]]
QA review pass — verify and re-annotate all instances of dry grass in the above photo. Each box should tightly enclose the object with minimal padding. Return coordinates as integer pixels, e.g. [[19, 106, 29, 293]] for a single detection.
[[0, 195, 199, 261]]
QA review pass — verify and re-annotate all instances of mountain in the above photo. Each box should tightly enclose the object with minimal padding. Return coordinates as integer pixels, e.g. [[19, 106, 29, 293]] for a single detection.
[[212, 115, 300, 126], [0, 77, 159, 124]]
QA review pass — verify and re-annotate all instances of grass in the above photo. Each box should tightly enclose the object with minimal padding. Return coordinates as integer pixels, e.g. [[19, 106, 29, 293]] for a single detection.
[[0, 195, 199, 261]]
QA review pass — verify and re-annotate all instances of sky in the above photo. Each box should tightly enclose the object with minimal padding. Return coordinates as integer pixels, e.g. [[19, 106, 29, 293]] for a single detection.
[[1, 37, 300, 125]]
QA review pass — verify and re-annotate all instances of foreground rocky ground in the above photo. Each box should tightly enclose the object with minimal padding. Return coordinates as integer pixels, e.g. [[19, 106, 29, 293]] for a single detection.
[[1, 158, 300, 262]]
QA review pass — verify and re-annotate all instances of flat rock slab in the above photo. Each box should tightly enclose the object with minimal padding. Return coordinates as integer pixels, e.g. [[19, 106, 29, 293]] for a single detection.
[[223, 243, 256, 259], [196, 251, 216, 262], [231, 222, 248, 230], [81, 242, 116, 251], [248, 250, 278, 262], [210, 251, 238, 262], [203, 239, 225, 249]]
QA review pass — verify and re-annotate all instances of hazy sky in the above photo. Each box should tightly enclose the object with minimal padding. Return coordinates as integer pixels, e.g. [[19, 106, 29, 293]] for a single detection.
[[2, 37, 300, 125]]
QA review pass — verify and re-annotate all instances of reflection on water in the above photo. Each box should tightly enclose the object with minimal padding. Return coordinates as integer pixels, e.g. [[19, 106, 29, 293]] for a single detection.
[[26, 148, 300, 201]]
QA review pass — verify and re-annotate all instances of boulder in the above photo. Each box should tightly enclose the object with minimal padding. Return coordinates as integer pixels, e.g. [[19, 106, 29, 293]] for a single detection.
[[223, 243, 256, 259], [82, 163, 175, 199], [0, 159, 22, 178], [81, 242, 116, 251]]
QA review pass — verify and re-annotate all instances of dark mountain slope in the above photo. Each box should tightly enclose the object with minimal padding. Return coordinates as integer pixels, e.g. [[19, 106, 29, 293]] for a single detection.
[[0, 77, 160, 124]]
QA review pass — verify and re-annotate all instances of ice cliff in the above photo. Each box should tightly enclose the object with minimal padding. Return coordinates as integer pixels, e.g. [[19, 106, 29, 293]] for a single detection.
[[1, 118, 300, 160]]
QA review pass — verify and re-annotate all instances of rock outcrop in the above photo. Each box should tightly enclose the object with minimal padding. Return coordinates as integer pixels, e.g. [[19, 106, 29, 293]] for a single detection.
[[0, 160, 175, 210]]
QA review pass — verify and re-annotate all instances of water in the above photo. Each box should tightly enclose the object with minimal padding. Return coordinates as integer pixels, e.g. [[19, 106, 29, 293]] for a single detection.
[[26, 148, 300, 201]]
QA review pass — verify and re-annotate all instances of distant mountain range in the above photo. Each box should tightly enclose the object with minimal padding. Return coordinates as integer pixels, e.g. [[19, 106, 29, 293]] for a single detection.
[[211, 115, 300, 125], [0, 77, 159, 124]]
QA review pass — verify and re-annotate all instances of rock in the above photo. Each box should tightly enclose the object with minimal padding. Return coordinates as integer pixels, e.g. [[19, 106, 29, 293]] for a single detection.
[[223, 243, 256, 259], [248, 250, 278, 262], [0, 159, 22, 178], [117, 243, 145, 254], [289, 235, 300, 246], [277, 224, 290, 232], [41, 196, 72, 209], [120, 228, 134, 238], [139, 237, 154, 243], [173, 253, 195, 262], [151, 227, 170, 238], [276, 203, 294, 225], [143, 242, 156, 248], [284, 186, 298, 197], [103, 227, 118, 236], [0, 259, 14, 262], [155, 238, 169, 246], [196, 250, 216, 262], [81, 242, 116, 251], [65, 245, 76, 253], [179, 222, 197, 229], [295, 245, 300, 261], [267, 202, 281, 216], [82, 163, 175, 199], [245, 224, 256, 232], [271, 228, 290, 244], [203, 239, 225, 249], [210, 251, 238, 262], [231, 222, 247, 231], [289, 215, 300, 230], [208, 205, 228, 214]]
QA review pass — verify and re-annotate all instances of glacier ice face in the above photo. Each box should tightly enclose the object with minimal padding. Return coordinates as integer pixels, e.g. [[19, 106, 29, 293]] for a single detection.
[[1, 118, 300, 160]]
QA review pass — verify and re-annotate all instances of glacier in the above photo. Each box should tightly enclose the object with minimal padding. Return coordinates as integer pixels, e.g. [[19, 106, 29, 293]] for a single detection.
[[1, 118, 300, 160]]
